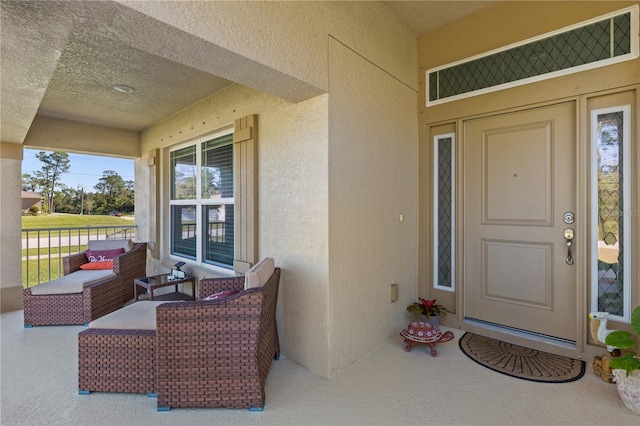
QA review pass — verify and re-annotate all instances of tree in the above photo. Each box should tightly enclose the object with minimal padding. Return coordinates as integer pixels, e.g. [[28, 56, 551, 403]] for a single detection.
[[94, 170, 134, 214], [22, 173, 39, 191], [52, 183, 75, 213], [25, 151, 70, 213]]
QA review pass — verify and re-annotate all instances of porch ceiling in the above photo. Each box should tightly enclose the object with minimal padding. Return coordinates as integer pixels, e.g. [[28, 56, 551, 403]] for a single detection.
[[0, 0, 497, 145]]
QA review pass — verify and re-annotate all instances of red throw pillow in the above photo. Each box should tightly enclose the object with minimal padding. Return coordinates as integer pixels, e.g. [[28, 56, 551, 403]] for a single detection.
[[203, 290, 239, 301], [86, 248, 124, 263], [80, 261, 114, 270]]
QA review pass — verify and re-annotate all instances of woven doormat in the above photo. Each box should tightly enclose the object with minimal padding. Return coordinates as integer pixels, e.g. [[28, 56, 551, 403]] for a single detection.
[[459, 332, 585, 383]]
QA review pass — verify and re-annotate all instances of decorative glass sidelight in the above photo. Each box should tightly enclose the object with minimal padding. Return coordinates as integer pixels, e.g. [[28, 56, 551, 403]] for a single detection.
[[591, 105, 631, 321], [434, 133, 455, 292]]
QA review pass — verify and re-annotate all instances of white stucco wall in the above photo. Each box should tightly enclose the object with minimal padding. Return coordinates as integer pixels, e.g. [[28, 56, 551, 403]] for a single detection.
[[24, 117, 140, 158], [117, 0, 417, 95], [258, 94, 330, 373], [0, 143, 24, 312], [327, 40, 418, 374]]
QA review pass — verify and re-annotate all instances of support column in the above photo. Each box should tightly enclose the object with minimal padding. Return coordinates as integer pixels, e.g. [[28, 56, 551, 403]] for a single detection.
[[0, 142, 24, 312]]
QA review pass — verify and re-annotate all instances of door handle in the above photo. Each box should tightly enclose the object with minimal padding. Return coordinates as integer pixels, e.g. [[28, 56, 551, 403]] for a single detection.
[[564, 228, 574, 265]]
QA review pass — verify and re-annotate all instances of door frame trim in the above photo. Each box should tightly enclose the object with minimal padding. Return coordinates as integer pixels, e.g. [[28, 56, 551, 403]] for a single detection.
[[421, 85, 639, 362]]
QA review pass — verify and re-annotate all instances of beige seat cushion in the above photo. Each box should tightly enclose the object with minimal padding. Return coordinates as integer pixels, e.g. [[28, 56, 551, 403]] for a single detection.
[[88, 301, 172, 330], [87, 239, 133, 253], [244, 257, 275, 290], [29, 270, 116, 295]]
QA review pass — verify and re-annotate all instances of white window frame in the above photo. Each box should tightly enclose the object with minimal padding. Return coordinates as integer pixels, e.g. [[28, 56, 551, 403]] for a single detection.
[[590, 104, 631, 322], [433, 133, 456, 292], [169, 126, 234, 270]]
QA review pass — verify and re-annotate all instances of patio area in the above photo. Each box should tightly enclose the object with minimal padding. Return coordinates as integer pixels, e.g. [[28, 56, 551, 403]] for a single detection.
[[1, 309, 637, 426]]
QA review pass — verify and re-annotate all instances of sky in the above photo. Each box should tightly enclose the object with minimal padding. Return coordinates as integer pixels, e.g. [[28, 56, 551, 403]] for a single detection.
[[22, 148, 135, 192]]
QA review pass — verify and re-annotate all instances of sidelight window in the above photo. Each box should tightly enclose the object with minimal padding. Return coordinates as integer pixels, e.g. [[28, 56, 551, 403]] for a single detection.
[[590, 105, 631, 321], [434, 133, 455, 292]]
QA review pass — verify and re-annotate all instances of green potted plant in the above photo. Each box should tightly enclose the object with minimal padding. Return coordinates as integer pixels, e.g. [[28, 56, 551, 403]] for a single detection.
[[605, 305, 640, 415], [407, 298, 450, 327]]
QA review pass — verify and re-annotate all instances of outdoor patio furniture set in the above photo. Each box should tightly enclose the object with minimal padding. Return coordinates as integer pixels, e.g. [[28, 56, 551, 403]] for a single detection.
[[23, 241, 281, 412]]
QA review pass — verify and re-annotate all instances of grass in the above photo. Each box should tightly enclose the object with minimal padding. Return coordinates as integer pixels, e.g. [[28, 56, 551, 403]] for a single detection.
[[23, 259, 62, 288], [22, 213, 134, 229], [23, 245, 88, 258], [22, 214, 135, 239], [21, 213, 135, 287]]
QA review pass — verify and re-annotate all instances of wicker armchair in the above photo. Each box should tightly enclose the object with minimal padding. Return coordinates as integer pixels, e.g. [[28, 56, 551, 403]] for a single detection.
[[23, 241, 147, 326], [78, 264, 281, 412], [156, 267, 281, 411], [64, 241, 148, 304]]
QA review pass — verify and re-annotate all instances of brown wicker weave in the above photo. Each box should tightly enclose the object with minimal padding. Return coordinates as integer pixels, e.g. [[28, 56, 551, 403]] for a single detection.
[[78, 329, 156, 395], [77, 268, 281, 412], [23, 242, 147, 327], [23, 275, 123, 326], [156, 268, 281, 411]]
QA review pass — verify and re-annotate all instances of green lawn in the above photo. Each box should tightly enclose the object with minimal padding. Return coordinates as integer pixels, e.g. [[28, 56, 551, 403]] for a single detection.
[[22, 213, 134, 229], [23, 259, 62, 288]]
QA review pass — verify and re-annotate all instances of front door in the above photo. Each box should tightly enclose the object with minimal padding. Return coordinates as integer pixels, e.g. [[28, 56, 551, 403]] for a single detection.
[[464, 102, 577, 341]]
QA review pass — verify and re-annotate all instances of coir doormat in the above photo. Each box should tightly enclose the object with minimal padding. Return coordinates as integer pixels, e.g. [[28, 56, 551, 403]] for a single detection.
[[458, 333, 586, 383]]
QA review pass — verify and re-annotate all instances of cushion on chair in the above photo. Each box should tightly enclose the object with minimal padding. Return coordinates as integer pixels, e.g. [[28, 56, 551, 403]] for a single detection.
[[29, 270, 116, 295], [244, 257, 275, 290], [87, 239, 133, 253], [80, 261, 114, 270], [88, 301, 171, 330], [85, 249, 124, 262], [203, 289, 239, 300]]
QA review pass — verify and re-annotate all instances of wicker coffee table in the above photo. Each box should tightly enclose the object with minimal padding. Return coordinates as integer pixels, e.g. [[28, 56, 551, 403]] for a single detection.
[[134, 273, 196, 301]]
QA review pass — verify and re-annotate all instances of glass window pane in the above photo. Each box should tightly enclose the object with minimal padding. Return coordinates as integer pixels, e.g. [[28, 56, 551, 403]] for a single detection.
[[429, 10, 633, 103], [434, 134, 455, 292], [171, 205, 197, 259], [202, 205, 234, 267], [595, 111, 624, 316], [202, 134, 233, 200], [171, 146, 196, 200]]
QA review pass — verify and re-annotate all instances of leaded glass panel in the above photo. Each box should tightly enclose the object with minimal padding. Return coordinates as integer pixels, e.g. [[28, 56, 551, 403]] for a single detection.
[[592, 105, 632, 321], [429, 10, 634, 103], [434, 135, 455, 291], [595, 112, 624, 316]]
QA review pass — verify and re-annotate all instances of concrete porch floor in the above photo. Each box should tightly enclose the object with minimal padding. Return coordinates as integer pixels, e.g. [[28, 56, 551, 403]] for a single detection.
[[1, 309, 637, 426]]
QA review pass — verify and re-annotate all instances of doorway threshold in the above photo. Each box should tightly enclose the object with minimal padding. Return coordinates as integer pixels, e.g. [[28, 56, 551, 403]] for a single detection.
[[462, 318, 577, 351]]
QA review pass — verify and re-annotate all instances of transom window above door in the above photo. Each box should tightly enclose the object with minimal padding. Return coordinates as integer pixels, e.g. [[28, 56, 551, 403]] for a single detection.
[[427, 6, 638, 106]]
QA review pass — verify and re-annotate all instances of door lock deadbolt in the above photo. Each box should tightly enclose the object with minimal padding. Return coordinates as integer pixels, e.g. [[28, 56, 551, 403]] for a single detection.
[[563, 211, 575, 224]]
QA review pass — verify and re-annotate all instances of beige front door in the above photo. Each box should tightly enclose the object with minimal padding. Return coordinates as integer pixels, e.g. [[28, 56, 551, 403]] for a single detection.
[[464, 102, 577, 341]]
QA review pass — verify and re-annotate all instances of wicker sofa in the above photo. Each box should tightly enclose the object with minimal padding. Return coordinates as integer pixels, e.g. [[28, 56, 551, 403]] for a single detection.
[[78, 258, 281, 412], [23, 240, 147, 327]]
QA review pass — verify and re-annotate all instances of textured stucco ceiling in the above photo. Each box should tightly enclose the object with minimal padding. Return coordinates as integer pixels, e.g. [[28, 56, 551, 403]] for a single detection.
[[1, 1, 497, 145], [38, 26, 234, 131], [383, 1, 499, 35]]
